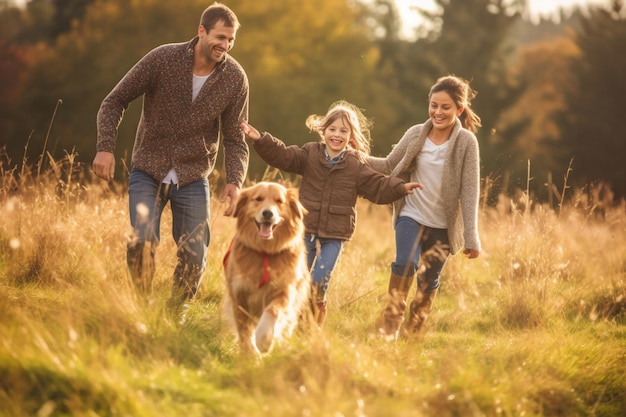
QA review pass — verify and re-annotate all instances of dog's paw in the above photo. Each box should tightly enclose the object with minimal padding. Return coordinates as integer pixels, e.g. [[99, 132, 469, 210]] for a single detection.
[[239, 335, 262, 356], [255, 312, 277, 353]]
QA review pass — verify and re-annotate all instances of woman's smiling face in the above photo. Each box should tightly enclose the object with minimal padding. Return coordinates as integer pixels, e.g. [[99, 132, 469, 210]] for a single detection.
[[429, 90, 463, 131]]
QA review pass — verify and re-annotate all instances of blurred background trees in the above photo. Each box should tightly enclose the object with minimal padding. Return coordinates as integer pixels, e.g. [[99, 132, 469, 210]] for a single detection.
[[558, 1, 626, 198], [0, 0, 624, 201]]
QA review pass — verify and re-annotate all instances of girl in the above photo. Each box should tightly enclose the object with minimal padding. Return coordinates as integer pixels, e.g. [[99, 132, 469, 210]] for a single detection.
[[241, 101, 422, 326], [368, 75, 482, 341]]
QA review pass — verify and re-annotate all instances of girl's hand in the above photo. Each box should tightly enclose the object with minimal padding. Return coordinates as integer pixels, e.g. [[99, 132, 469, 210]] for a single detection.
[[463, 248, 480, 259], [240, 121, 261, 141], [404, 182, 424, 194]]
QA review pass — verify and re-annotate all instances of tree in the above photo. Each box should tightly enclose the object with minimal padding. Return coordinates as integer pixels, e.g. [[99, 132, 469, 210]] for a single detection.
[[365, 0, 439, 156], [0, 37, 28, 152], [559, 0, 626, 198], [495, 36, 580, 199], [49, 0, 95, 38], [11, 0, 208, 171]]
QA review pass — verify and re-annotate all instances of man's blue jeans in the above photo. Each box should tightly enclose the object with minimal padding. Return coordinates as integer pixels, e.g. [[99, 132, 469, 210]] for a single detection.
[[127, 169, 210, 301]]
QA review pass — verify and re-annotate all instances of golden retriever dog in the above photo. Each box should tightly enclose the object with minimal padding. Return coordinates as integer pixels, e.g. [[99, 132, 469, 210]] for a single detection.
[[223, 182, 310, 355]]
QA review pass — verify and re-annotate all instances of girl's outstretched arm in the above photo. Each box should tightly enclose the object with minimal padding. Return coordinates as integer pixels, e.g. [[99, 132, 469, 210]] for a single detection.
[[240, 121, 261, 141], [404, 182, 424, 194]]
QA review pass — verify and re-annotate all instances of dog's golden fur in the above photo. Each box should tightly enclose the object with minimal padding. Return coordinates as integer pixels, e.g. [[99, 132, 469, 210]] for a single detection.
[[223, 182, 310, 355]]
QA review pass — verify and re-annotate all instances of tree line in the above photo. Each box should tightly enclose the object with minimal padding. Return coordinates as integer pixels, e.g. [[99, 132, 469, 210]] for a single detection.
[[1, 0, 625, 201]]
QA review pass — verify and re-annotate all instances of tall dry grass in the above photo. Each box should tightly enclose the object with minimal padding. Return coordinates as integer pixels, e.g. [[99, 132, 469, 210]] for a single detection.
[[0, 152, 625, 417]]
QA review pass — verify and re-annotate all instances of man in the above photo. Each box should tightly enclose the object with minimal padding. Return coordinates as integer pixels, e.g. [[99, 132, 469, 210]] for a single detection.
[[92, 3, 249, 310]]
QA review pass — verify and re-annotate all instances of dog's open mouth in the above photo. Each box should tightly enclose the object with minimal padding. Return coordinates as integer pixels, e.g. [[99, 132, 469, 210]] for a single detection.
[[255, 220, 278, 240]]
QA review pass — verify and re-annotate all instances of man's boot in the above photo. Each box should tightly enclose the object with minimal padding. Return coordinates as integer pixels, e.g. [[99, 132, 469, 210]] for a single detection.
[[405, 281, 438, 337], [380, 272, 414, 341], [167, 259, 203, 322], [126, 241, 156, 294]]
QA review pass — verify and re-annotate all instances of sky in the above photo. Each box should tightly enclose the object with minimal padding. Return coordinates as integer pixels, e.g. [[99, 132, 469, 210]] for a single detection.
[[395, 0, 612, 38]]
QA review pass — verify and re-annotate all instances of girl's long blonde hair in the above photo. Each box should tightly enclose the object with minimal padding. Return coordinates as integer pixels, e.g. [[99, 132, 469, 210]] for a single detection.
[[305, 100, 373, 161]]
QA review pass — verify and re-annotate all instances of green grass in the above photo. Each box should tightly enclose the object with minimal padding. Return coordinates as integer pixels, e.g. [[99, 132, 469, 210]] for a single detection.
[[0, 156, 625, 416]]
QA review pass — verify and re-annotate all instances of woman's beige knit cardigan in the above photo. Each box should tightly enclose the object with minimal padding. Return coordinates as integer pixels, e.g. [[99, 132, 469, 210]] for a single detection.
[[367, 118, 481, 255]]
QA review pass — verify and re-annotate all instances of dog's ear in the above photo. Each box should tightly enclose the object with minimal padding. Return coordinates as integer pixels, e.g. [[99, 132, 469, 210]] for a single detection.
[[287, 188, 306, 220], [234, 190, 249, 219]]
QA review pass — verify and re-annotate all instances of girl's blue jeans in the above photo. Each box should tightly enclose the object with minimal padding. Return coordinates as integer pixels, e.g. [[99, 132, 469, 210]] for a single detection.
[[304, 233, 344, 304]]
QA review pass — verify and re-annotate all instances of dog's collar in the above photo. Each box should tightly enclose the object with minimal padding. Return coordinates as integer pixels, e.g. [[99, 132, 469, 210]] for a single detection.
[[255, 251, 271, 288], [223, 240, 271, 288]]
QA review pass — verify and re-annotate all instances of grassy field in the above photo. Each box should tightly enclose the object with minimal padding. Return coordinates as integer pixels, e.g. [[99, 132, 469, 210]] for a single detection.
[[0, 157, 625, 417]]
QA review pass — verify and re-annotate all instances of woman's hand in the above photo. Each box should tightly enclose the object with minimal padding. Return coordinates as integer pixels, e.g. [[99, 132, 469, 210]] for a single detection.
[[240, 121, 261, 141]]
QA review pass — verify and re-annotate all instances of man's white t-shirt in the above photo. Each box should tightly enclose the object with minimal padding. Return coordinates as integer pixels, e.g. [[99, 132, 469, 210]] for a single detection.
[[162, 72, 212, 185]]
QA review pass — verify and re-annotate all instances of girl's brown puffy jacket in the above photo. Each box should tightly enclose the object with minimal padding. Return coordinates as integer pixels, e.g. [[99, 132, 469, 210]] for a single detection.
[[253, 133, 408, 241]]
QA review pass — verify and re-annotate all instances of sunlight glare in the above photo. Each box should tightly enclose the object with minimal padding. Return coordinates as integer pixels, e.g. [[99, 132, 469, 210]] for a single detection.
[[9, 237, 20, 249]]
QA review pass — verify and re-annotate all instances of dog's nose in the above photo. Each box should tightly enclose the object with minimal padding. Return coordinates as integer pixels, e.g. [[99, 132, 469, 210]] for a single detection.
[[262, 209, 274, 220]]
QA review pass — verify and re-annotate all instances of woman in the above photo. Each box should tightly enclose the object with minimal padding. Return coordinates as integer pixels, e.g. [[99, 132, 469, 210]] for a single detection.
[[368, 75, 482, 341]]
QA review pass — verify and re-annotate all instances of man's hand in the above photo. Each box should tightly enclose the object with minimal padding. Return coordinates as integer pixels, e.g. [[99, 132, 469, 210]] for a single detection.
[[220, 183, 240, 216], [92, 151, 115, 181], [463, 248, 479, 259]]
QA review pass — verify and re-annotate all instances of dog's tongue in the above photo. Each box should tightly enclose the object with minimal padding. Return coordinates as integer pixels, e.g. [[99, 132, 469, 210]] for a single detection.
[[259, 222, 273, 239]]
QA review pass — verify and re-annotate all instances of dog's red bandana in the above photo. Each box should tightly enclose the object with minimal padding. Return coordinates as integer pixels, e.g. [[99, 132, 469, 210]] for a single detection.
[[223, 240, 271, 288]]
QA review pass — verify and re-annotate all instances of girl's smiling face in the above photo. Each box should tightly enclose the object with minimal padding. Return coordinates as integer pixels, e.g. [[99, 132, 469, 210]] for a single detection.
[[323, 117, 351, 158]]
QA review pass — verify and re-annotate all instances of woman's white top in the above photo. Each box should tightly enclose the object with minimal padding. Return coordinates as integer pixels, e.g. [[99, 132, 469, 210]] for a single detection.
[[399, 137, 449, 228]]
